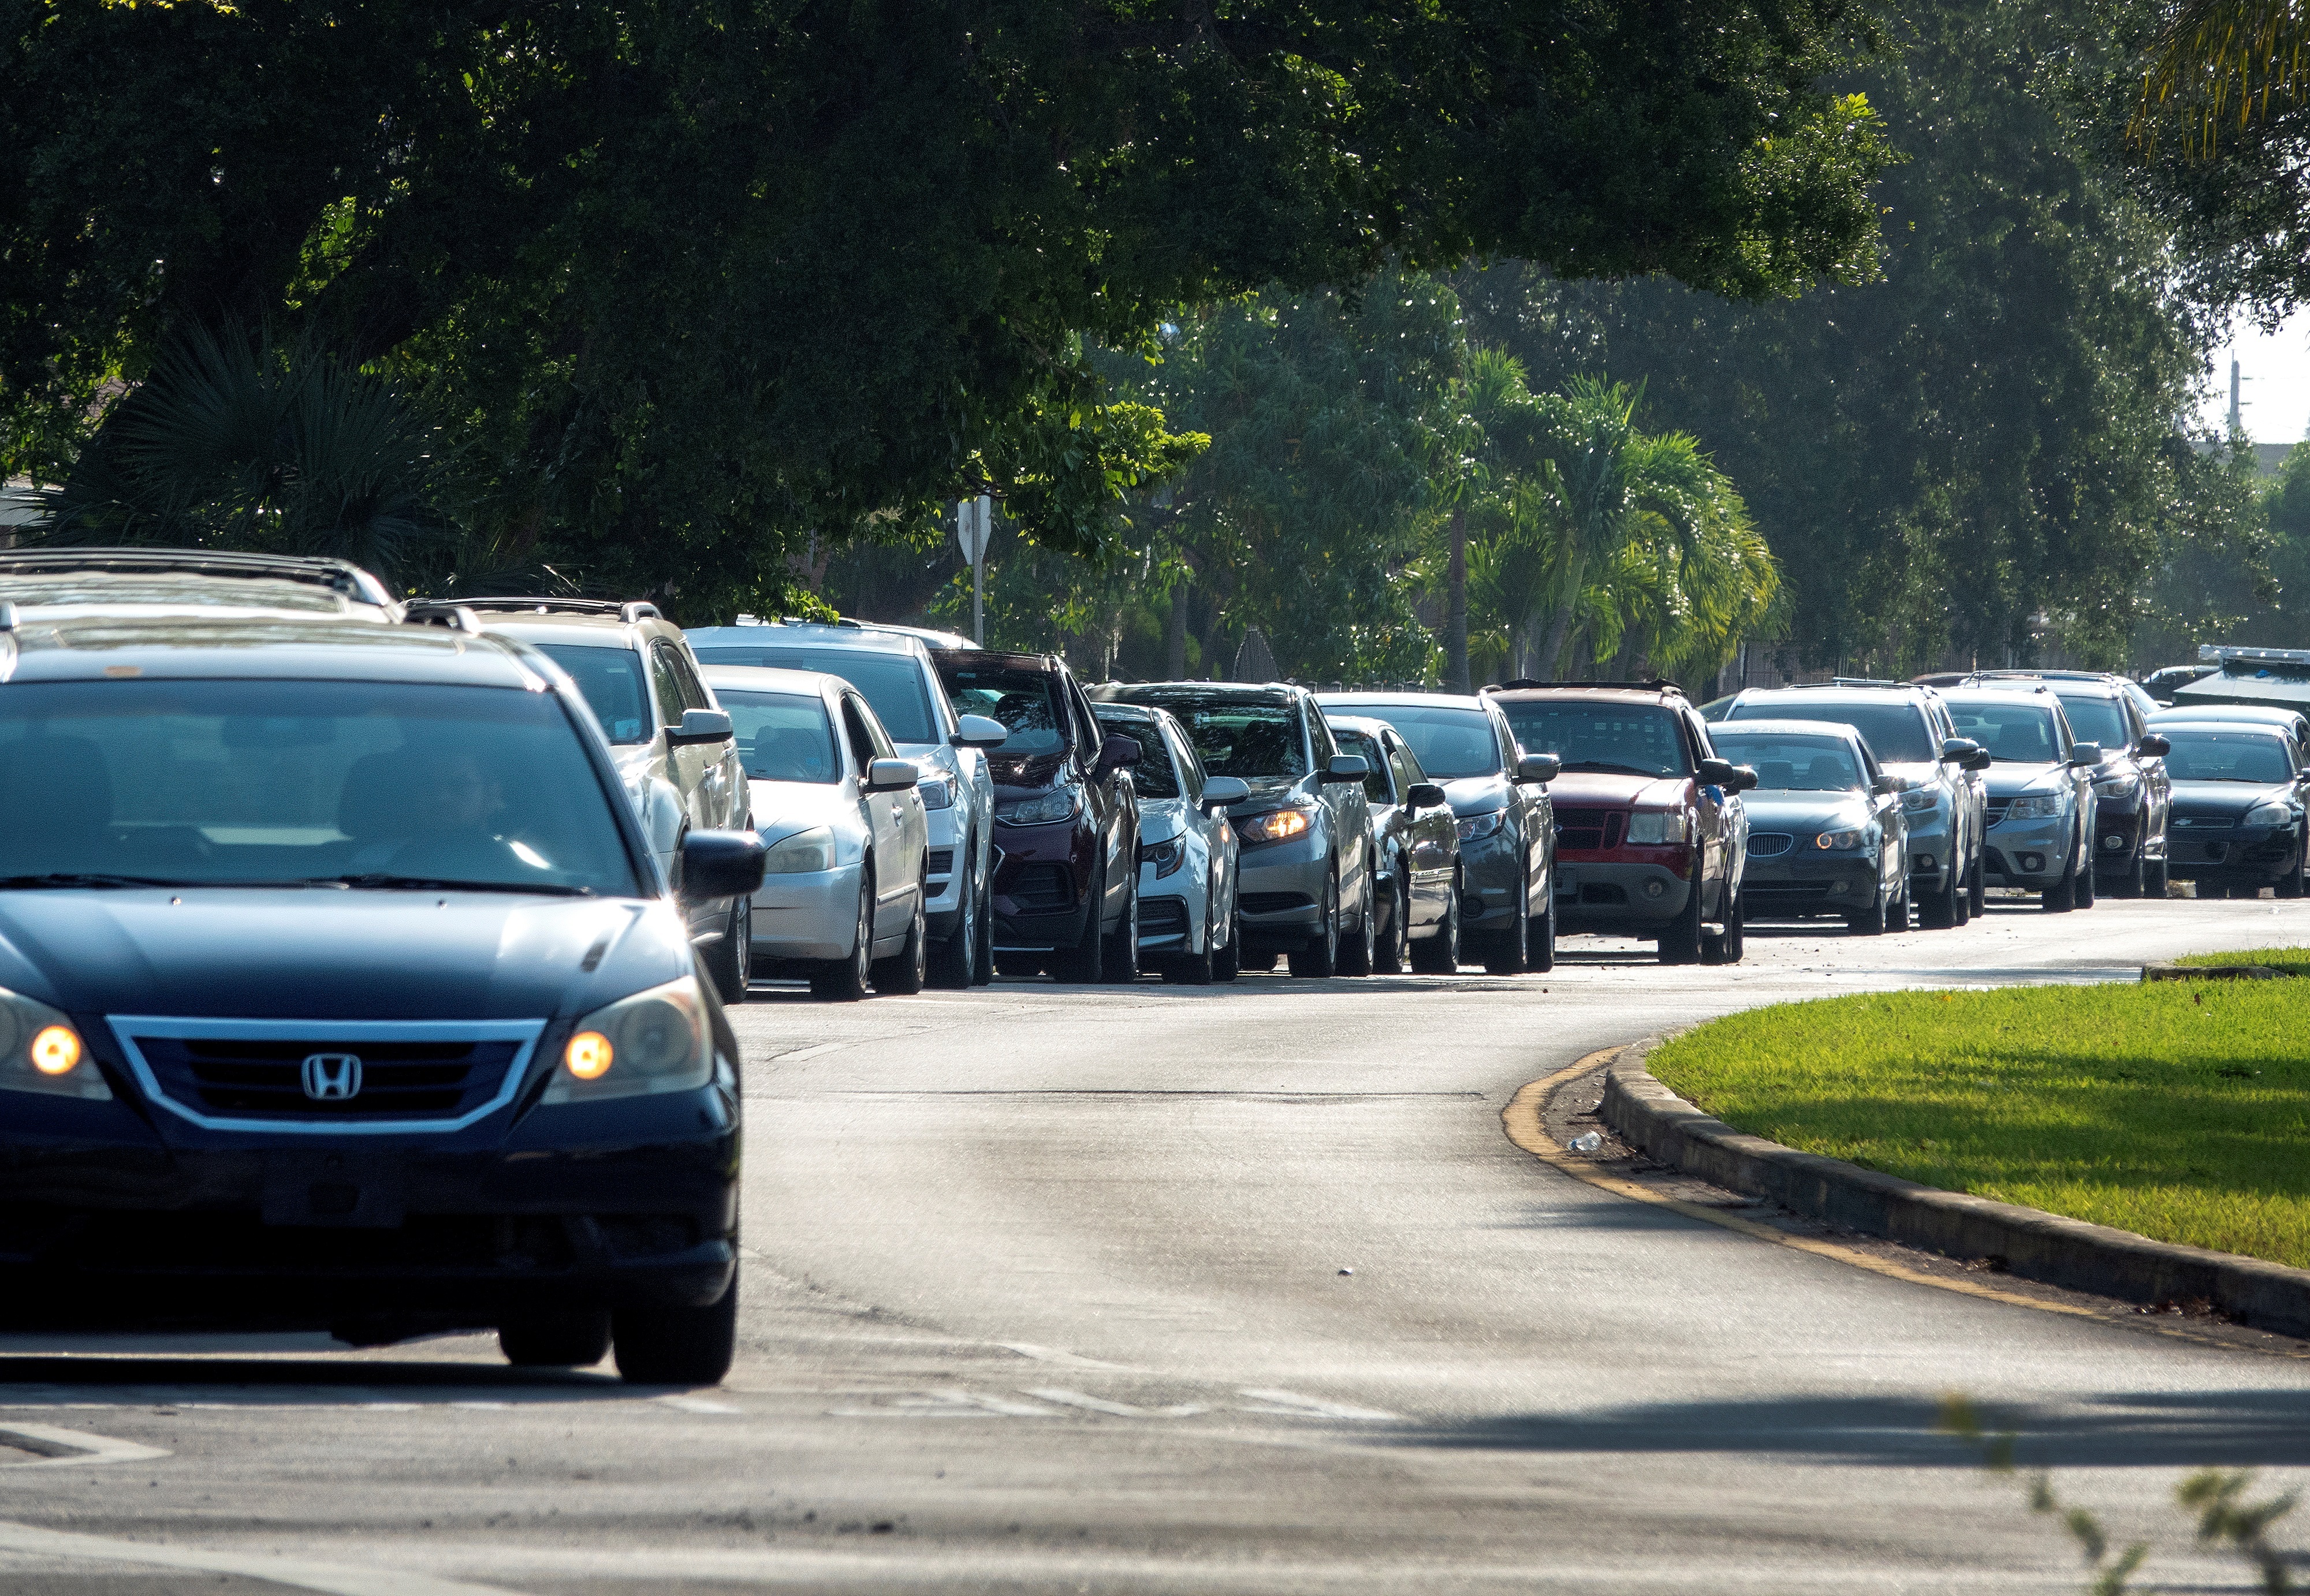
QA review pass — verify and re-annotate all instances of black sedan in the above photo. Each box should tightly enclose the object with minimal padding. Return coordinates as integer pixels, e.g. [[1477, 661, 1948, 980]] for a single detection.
[[2156, 723, 2310, 898], [1707, 721, 1910, 933]]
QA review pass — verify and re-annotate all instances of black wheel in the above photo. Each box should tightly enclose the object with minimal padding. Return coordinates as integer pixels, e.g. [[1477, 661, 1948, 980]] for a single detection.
[[1099, 875, 1138, 982], [1918, 867, 1958, 928], [2281, 829, 2307, 898], [1969, 854, 1987, 916], [2041, 857, 2077, 912], [613, 1276, 737, 1386], [1887, 874, 1910, 931], [1373, 872, 1409, 974], [1339, 853, 1377, 977], [1050, 864, 1106, 983], [702, 894, 751, 1004], [500, 1308, 612, 1368], [2072, 844, 2096, 909], [1847, 882, 1888, 935], [1718, 882, 1744, 963], [1411, 881, 1462, 974], [2106, 845, 2146, 900], [928, 856, 979, 989], [1213, 911, 1243, 983], [2145, 854, 2169, 897], [972, 860, 995, 985], [810, 879, 873, 1000], [872, 887, 926, 993], [1529, 882, 1555, 972], [2230, 881, 2266, 900], [1657, 872, 1704, 962], [1288, 871, 1340, 978]]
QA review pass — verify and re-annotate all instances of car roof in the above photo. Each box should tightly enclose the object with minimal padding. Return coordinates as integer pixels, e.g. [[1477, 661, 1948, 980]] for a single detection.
[[0, 547, 403, 623], [1736, 683, 1933, 703], [2148, 703, 2307, 725], [3, 612, 550, 689], [1107, 680, 1301, 702], [1482, 685, 1681, 708], [698, 663, 845, 699], [1940, 684, 2061, 703], [687, 621, 937, 661], [1314, 689, 1488, 710], [450, 604, 684, 651], [940, 647, 1062, 673], [1961, 671, 2127, 696], [1321, 713, 1398, 739], [1709, 718, 1866, 742], [2151, 717, 2293, 737]]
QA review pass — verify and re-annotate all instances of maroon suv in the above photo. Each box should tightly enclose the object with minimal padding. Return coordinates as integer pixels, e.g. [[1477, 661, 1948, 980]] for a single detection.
[[933, 650, 1141, 982]]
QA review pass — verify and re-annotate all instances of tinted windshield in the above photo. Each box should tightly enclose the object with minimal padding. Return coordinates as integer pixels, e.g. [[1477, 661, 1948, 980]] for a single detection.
[[1332, 729, 1392, 803], [691, 646, 937, 744], [1344, 704, 1496, 779], [940, 665, 1071, 756], [0, 680, 638, 894], [721, 690, 840, 784], [1947, 701, 2062, 763], [536, 643, 651, 745], [2163, 732, 2296, 784], [1708, 731, 1863, 792], [1097, 714, 1178, 797], [1498, 702, 1689, 779], [1729, 698, 1934, 762], [2055, 694, 2129, 748], [1137, 694, 1308, 779]]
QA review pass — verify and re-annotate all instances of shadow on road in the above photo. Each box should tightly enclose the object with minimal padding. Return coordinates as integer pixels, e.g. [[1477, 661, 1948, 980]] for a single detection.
[[0, 1352, 632, 1399]]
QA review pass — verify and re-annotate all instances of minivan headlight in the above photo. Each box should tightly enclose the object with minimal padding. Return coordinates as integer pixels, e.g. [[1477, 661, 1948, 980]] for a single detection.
[[542, 977, 713, 1103], [763, 826, 836, 874], [2002, 794, 2062, 821], [0, 988, 109, 1101]]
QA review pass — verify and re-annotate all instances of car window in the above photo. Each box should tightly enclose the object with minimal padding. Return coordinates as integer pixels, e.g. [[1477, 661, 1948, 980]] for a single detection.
[[670, 644, 714, 710], [2055, 693, 2130, 749], [1727, 698, 1936, 762], [938, 663, 1071, 757], [1707, 730, 1866, 792], [1492, 710, 1519, 771], [1169, 723, 1207, 799], [1309, 704, 1339, 766], [1947, 701, 2064, 762], [1332, 729, 1393, 803], [534, 644, 652, 745], [1137, 695, 1312, 780], [1333, 704, 1499, 779], [852, 695, 895, 759], [1391, 743, 1424, 795], [645, 642, 687, 730], [720, 689, 841, 784], [2161, 732, 2296, 783], [1096, 713, 1178, 797], [1070, 682, 1106, 766], [0, 679, 640, 894], [691, 645, 938, 743], [1495, 701, 1692, 779]]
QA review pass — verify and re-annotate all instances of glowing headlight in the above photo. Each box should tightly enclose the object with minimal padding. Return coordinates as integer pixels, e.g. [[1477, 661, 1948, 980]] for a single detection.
[[2001, 795, 2062, 822], [1240, 807, 1313, 845], [1627, 810, 1690, 845], [1456, 809, 1505, 842], [763, 826, 836, 874], [1815, 827, 1869, 851], [998, 788, 1079, 825], [2244, 801, 2296, 830], [918, 775, 956, 811], [542, 978, 713, 1103], [0, 988, 107, 1101], [1900, 787, 1940, 813]]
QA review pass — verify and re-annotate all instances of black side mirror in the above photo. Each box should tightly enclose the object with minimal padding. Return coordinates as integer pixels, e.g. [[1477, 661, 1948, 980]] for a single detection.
[[1094, 732, 1142, 775], [1321, 754, 1371, 784], [1406, 781, 1449, 810], [1515, 752, 1560, 785], [1697, 757, 1740, 789], [1731, 764, 1760, 792], [680, 829, 767, 902], [1939, 736, 1980, 764], [2134, 733, 2170, 758], [1964, 748, 1992, 771], [1872, 773, 1897, 796]]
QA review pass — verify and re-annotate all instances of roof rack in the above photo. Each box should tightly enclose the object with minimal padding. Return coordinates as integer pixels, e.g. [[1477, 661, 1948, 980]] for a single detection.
[[1775, 678, 1910, 692], [0, 547, 398, 609], [1484, 678, 1685, 696], [1962, 668, 2113, 684], [412, 596, 664, 624]]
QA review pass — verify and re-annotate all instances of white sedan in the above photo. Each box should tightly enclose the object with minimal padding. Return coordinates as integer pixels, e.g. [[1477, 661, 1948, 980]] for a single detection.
[[1091, 700, 1249, 984], [701, 665, 930, 1000]]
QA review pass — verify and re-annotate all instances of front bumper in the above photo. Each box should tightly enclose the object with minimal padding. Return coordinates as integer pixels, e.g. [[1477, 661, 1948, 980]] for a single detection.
[[991, 818, 1094, 950], [0, 1084, 739, 1336], [922, 801, 967, 935], [750, 860, 866, 962], [2092, 807, 2152, 871], [1983, 816, 2070, 888], [2166, 825, 2298, 885], [1902, 803, 1954, 881], [1236, 830, 1328, 950], [1741, 853, 1877, 919], [1457, 830, 1532, 935], [1551, 856, 1691, 931]]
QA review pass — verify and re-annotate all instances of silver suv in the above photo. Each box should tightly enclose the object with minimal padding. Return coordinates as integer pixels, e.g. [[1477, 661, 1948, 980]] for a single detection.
[[415, 599, 753, 999], [0, 547, 402, 624], [685, 618, 1000, 987]]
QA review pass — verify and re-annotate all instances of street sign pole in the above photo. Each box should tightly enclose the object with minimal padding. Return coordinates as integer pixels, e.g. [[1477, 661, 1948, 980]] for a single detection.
[[957, 494, 990, 645]]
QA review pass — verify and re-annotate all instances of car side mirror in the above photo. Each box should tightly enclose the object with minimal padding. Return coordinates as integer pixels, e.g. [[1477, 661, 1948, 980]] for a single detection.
[[1515, 752, 1560, 785], [1094, 732, 1142, 775], [1199, 775, 1251, 812], [1964, 748, 1992, 771], [2133, 733, 2170, 758], [679, 829, 767, 902], [1872, 773, 1897, 796], [1697, 756, 1740, 789], [1321, 754, 1370, 783], [951, 713, 1009, 749], [1731, 764, 1759, 792], [668, 707, 733, 745], [2069, 742, 2104, 767], [1406, 781, 1450, 811], [864, 757, 920, 792], [1939, 736, 1980, 763]]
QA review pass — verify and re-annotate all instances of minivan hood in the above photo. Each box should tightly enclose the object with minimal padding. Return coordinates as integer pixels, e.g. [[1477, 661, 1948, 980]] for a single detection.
[[0, 890, 687, 1022], [1983, 764, 2063, 797]]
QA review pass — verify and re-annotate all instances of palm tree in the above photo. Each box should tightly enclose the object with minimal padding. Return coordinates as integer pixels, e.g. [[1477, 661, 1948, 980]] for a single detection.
[[2132, 0, 2310, 156]]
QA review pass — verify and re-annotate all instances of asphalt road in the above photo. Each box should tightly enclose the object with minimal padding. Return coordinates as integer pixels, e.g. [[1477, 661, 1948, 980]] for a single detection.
[[5, 894, 2310, 1594]]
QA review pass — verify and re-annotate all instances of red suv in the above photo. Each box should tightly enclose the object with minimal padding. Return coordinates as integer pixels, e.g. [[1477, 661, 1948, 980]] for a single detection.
[[1485, 683, 1754, 963]]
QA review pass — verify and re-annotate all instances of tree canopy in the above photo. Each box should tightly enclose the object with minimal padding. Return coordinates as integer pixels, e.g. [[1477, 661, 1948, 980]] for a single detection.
[[2, 0, 1890, 613]]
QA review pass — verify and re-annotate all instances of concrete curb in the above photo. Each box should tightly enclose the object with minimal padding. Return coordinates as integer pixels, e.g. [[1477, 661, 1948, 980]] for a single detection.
[[1598, 1041, 2310, 1338], [2142, 961, 2283, 981]]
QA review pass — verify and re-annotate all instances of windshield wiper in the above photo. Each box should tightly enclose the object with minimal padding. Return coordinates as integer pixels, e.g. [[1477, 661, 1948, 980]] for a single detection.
[[0, 872, 200, 890], [297, 874, 597, 897], [1560, 759, 1667, 778]]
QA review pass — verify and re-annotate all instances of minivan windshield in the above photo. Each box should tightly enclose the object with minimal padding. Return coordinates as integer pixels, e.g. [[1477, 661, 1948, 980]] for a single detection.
[[1344, 704, 1497, 779], [1497, 702, 1688, 780], [0, 680, 639, 895], [940, 665, 1071, 756], [691, 646, 938, 744], [720, 690, 841, 784], [2161, 731, 2296, 784], [1707, 730, 1863, 792], [1728, 698, 1935, 762]]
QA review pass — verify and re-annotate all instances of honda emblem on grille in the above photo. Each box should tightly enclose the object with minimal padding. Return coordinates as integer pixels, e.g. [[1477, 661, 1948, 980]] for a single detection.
[[301, 1053, 363, 1101]]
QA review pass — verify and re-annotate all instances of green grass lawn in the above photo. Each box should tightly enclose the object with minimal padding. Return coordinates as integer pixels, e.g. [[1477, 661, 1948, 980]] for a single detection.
[[2175, 946, 2310, 978], [1645, 983, 2310, 1268]]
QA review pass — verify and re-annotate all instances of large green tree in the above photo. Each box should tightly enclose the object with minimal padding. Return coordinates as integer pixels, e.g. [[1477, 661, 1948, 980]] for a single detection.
[[2, 0, 1890, 615]]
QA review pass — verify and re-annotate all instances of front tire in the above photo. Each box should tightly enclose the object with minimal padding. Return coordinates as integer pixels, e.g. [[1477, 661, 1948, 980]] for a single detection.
[[810, 880, 874, 1001], [1918, 867, 1959, 929], [1050, 863, 1107, 983], [1657, 872, 1704, 963], [1702, 882, 1744, 965], [2071, 841, 2096, 909], [1338, 854, 1377, 977], [702, 895, 751, 1004], [1212, 906, 1242, 983], [1373, 873, 1409, 974], [2041, 856, 2077, 912], [928, 859, 979, 989], [1099, 875, 1139, 982], [613, 1277, 737, 1386], [872, 887, 926, 994], [1411, 882, 1462, 974], [500, 1308, 612, 1368], [1847, 883, 1888, 935], [2145, 854, 2170, 897], [1288, 871, 1340, 978]]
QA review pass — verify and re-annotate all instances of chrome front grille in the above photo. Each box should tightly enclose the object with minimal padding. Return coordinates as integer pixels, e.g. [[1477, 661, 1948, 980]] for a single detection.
[[1746, 833, 1795, 857]]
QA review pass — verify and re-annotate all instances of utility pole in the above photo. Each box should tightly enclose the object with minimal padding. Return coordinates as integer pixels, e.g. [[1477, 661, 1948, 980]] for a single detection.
[[2230, 357, 2249, 436], [956, 495, 990, 645]]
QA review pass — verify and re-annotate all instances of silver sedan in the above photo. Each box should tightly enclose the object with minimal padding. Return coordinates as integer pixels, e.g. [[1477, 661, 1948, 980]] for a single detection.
[[702, 665, 930, 1000]]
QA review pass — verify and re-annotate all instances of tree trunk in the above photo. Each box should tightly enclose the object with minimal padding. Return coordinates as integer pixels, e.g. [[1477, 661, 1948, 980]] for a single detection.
[[1165, 582, 1189, 679], [1537, 560, 1585, 681], [1445, 508, 1469, 693]]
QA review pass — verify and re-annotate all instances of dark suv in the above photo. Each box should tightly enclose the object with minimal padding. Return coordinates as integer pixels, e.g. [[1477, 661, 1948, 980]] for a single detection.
[[936, 650, 1141, 982], [1486, 683, 1750, 963], [0, 607, 765, 1382]]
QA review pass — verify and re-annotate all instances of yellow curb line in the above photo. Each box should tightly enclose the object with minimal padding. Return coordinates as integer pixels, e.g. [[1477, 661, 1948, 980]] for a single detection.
[[1503, 1050, 2293, 1355]]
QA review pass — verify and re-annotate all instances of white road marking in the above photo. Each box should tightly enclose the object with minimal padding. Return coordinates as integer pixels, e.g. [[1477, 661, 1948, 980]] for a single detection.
[[1023, 1387, 1206, 1418], [826, 1389, 1060, 1418], [0, 1423, 169, 1469], [657, 1395, 742, 1414], [994, 1340, 1138, 1370], [1235, 1388, 1404, 1422], [769, 1041, 848, 1062], [0, 1519, 517, 1595]]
